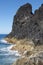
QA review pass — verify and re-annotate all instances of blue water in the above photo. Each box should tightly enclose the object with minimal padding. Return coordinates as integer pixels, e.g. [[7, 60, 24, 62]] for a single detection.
[[0, 34, 19, 65]]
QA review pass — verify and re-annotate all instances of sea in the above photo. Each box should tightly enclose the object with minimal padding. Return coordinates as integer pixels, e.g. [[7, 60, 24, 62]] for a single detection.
[[0, 34, 20, 65]]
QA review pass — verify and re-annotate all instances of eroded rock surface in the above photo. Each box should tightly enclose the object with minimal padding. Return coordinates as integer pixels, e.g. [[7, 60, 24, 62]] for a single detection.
[[7, 3, 43, 45], [13, 51, 43, 65], [5, 3, 43, 65]]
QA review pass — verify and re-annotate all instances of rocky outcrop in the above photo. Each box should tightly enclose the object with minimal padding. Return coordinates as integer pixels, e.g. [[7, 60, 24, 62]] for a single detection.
[[6, 3, 43, 45], [7, 3, 33, 39], [13, 52, 43, 65], [32, 4, 43, 45], [5, 3, 43, 65]]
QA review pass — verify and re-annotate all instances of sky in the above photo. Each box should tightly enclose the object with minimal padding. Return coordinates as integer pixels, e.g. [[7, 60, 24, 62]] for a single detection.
[[0, 0, 43, 34]]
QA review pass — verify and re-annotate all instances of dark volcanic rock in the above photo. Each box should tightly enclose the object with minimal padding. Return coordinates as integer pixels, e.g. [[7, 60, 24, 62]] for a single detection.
[[31, 4, 43, 45], [7, 3, 43, 45], [8, 3, 33, 38]]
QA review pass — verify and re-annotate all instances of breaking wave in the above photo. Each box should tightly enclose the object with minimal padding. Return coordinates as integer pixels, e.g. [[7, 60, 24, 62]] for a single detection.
[[0, 39, 21, 57], [0, 39, 7, 43]]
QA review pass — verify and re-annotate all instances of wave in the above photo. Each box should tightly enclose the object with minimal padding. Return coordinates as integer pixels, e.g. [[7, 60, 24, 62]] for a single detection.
[[0, 39, 21, 57], [0, 39, 7, 43], [0, 44, 21, 57], [0, 39, 13, 44], [0, 50, 21, 56], [0, 51, 21, 56], [0, 45, 15, 51]]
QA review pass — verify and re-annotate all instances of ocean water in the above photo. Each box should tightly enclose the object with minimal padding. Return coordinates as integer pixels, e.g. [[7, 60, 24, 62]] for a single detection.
[[0, 34, 20, 65]]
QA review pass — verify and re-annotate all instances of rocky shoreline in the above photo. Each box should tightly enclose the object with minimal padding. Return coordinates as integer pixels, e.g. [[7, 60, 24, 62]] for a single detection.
[[12, 51, 43, 65], [5, 38, 34, 55], [5, 3, 43, 65], [5, 37, 43, 65]]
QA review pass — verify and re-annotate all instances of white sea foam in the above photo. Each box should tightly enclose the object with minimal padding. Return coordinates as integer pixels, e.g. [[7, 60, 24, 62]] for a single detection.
[[0, 39, 14, 44], [0, 39, 21, 57], [0, 51, 21, 57], [0, 45, 15, 51], [0, 39, 7, 43], [7, 45, 14, 50], [0, 44, 21, 56], [0, 48, 21, 56]]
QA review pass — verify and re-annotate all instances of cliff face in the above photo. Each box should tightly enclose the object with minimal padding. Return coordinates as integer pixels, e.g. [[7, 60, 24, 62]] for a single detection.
[[7, 3, 43, 45], [5, 3, 43, 65]]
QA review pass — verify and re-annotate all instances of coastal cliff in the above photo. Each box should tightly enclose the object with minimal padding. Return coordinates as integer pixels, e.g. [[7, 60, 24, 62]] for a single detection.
[[6, 3, 43, 45], [5, 3, 43, 65]]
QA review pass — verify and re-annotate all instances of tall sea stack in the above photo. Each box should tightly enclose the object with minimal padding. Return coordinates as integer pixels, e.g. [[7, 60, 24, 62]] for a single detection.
[[7, 3, 43, 45]]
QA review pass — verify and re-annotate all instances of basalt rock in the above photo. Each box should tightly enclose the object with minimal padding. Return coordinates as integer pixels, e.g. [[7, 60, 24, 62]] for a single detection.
[[7, 3, 43, 45]]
